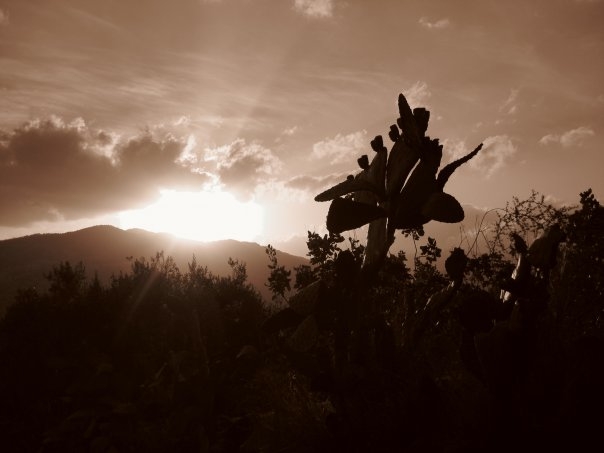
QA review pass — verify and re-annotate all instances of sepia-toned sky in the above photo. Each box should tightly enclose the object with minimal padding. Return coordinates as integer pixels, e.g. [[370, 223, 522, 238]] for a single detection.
[[1, 0, 603, 256]]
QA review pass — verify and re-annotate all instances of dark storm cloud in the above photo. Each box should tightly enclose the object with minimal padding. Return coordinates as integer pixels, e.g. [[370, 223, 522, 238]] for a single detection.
[[0, 118, 209, 226]]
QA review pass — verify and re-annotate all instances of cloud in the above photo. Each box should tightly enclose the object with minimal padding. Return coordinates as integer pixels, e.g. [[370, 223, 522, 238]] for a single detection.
[[282, 126, 299, 136], [418, 17, 450, 29], [285, 173, 347, 193], [275, 126, 299, 143], [311, 130, 368, 165], [272, 233, 310, 258], [476, 135, 518, 177], [0, 8, 8, 26], [499, 88, 519, 115], [0, 115, 285, 227], [404, 81, 431, 108], [294, 0, 335, 18], [203, 139, 282, 199], [253, 174, 347, 205], [116, 132, 209, 193], [539, 126, 595, 147], [0, 117, 210, 226], [445, 135, 517, 178]]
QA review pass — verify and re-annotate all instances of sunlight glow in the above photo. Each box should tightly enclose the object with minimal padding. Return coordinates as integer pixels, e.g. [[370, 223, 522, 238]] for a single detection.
[[119, 190, 264, 242]]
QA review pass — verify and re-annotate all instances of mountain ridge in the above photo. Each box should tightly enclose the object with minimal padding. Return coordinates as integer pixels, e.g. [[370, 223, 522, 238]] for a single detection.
[[0, 225, 309, 315]]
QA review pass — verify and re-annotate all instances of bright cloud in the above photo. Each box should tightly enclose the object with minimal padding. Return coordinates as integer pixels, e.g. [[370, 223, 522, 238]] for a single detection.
[[539, 126, 595, 147], [285, 173, 348, 193], [404, 81, 431, 108], [282, 126, 299, 136], [445, 135, 517, 178], [294, 0, 335, 18], [311, 130, 368, 164], [478, 135, 518, 177], [419, 17, 450, 29], [500, 88, 519, 115], [204, 139, 282, 199], [0, 117, 210, 226], [0, 114, 282, 230], [276, 126, 299, 143]]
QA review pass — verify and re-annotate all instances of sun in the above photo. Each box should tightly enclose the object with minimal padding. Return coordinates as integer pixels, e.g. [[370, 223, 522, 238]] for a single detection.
[[118, 190, 264, 242]]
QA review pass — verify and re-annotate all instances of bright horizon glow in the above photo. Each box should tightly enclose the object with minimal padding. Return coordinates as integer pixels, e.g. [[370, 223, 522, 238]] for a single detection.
[[119, 190, 264, 242]]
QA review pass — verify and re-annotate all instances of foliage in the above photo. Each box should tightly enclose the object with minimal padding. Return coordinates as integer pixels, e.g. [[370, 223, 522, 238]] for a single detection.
[[264, 188, 603, 450], [451, 189, 573, 295], [293, 264, 316, 290], [305, 231, 345, 280], [401, 225, 425, 241], [490, 189, 573, 255], [1, 189, 603, 452], [412, 237, 445, 287], [549, 188, 604, 338], [0, 252, 264, 453], [46, 261, 87, 301], [315, 93, 482, 276], [417, 236, 441, 264], [464, 251, 514, 296], [265, 244, 291, 303]]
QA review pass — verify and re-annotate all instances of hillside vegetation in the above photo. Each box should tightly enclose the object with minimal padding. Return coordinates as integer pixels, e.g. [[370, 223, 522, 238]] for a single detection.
[[0, 226, 308, 314], [0, 189, 602, 452]]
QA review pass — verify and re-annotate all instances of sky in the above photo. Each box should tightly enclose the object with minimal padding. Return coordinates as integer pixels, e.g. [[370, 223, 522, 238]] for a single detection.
[[0, 0, 602, 257]]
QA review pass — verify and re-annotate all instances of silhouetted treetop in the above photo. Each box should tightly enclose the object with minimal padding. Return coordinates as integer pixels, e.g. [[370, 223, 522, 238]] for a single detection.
[[315, 93, 482, 275]]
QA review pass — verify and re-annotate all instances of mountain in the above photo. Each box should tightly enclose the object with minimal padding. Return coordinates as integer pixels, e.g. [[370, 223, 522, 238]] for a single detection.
[[0, 225, 309, 316]]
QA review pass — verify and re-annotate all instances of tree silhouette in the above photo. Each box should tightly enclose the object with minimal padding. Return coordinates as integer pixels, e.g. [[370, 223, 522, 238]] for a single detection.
[[315, 93, 482, 276], [265, 244, 291, 303]]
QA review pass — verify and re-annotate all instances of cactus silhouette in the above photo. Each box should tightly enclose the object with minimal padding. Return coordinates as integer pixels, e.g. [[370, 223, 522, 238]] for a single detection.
[[315, 93, 482, 274]]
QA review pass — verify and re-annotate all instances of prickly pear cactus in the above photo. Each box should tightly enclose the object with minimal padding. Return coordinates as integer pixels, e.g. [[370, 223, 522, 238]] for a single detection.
[[315, 93, 482, 274]]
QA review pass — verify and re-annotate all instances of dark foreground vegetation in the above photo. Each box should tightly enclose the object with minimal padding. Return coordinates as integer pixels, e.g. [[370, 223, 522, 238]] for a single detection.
[[0, 189, 602, 452], [2, 94, 603, 452]]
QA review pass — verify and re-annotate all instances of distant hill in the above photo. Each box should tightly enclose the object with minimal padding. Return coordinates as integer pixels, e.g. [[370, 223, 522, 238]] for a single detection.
[[0, 225, 309, 315]]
